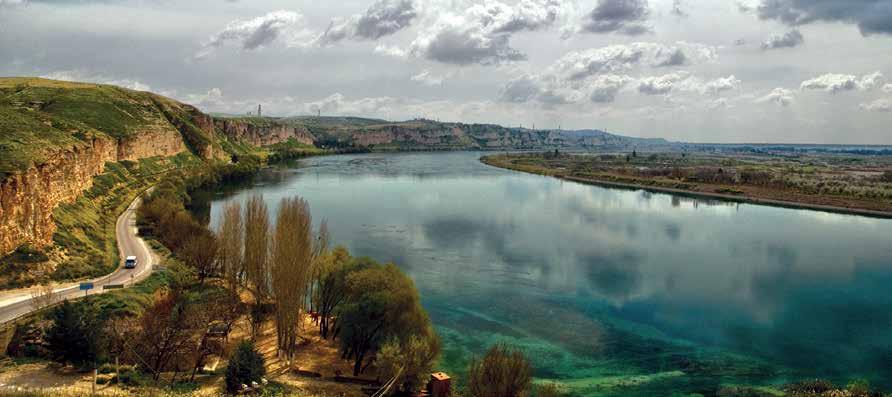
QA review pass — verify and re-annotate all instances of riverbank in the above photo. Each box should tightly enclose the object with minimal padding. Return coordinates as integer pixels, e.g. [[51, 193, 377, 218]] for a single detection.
[[481, 153, 892, 219]]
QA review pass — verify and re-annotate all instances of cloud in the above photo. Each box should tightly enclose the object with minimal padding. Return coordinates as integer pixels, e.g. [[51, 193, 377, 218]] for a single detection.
[[500, 75, 544, 103], [756, 87, 795, 106], [182, 88, 225, 108], [40, 70, 152, 92], [196, 10, 310, 59], [590, 74, 634, 103], [859, 72, 885, 90], [884, 84, 892, 93], [411, 26, 526, 65], [757, 0, 892, 36], [703, 75, 742, 94], [475, 0, 562, 34], [0, 0, 27, 6], [761, 29, 804, 50], [374, 44, 408, 57], [860, 98, 892, 112], [317, 0, 417, 45], [408, 0, 563, 65], [637, 72, 690, 95], [303, 93, 399, 116], [549, 42, 716, 81], [410, 70, 449, 86], [582, 0, 651, 35], [800, 72, 885, 93]]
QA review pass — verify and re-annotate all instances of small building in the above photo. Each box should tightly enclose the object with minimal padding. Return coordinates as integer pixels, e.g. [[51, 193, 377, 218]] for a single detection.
[[428, 372, 451, 397]]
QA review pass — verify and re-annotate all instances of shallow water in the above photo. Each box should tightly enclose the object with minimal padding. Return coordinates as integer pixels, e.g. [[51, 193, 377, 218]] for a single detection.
[[196, 152, 892, 396]]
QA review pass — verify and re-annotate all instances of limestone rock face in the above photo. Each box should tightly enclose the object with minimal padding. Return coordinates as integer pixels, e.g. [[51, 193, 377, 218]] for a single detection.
[[0, 131, 187, 254], [215, 120, 315, 147]]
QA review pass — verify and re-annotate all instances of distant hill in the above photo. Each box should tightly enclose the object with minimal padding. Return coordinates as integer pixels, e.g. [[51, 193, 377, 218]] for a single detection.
[[266, 116, 669, 151]]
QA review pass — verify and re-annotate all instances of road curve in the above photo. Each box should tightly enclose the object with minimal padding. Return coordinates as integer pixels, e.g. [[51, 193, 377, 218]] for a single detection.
[[0, 190, 157, 324]]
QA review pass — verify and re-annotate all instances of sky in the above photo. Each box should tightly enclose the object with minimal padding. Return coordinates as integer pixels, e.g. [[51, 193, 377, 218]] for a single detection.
[[1, 0, 891, 144]]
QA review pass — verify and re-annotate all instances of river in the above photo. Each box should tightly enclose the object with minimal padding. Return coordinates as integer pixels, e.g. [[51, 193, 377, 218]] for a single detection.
[[194, 151, 892, 396]]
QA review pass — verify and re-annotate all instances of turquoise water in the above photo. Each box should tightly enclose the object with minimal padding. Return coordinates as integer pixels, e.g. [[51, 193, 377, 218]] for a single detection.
[[196, 152, 892, 395]]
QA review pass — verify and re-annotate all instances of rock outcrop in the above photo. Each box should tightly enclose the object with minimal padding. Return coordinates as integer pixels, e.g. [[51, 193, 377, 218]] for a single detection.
[[215, 119, 315, 147], [0, 131, 187, 254]]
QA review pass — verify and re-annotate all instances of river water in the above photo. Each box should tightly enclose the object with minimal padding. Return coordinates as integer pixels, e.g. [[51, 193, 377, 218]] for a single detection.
[[195, 151, 892, 395]]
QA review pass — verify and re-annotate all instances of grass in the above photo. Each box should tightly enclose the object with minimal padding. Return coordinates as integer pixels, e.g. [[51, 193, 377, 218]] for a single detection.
[[0, 78, 186, 175]]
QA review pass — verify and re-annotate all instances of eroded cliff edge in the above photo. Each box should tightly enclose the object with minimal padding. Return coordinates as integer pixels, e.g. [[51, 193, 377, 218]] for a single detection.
[[0, 78, 317, 255]]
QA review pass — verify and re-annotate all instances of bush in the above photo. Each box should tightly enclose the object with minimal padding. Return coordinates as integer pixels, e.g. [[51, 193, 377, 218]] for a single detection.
[[467, 344, 533, 397], [44, 300, 104, 368], [225, 341, 266, 393], [882, 171, 892, 183]]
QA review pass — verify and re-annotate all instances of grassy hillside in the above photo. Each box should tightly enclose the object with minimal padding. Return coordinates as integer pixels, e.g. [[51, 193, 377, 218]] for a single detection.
[[0, 78, 188, 177]]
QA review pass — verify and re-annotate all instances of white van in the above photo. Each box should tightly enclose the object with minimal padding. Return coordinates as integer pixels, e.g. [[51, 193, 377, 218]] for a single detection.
[[124, 256, 138, 269]]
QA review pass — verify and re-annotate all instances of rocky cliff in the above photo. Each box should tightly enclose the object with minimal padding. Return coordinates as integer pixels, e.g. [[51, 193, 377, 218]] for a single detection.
[[0, 130, 187, 254], [215, 119, 315, 147], [0, 78, 199, 254]]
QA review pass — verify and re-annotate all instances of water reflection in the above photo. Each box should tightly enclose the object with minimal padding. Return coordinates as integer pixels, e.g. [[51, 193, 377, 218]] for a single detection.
[[197, 152, 892, 394]]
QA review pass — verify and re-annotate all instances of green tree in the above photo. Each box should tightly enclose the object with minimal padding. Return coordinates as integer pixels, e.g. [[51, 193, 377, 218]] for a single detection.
[[225, 341, 266, 393], [45, 300, 103, 367], [339, 262, 431, 376], [467, 344, 533, 397], [376, 331, 441, 393], [313, 246, 357, 339]]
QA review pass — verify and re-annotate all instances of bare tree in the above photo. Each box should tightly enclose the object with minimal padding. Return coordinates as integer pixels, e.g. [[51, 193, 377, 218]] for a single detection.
[[180, 232, 219, 284], [217, 201, 244, 294], [243, 195, 270, 303], [30, 283, 57, 311], [270, 197, 314, 364]]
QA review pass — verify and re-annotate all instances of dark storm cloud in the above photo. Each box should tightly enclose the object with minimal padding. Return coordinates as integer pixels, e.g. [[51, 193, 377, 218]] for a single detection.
[[582, 0, 652, 35], [416, 27, 526, 66], [761, 29, 804, 50], [318, 0, 416, 45], [757, 0, 892, 36]]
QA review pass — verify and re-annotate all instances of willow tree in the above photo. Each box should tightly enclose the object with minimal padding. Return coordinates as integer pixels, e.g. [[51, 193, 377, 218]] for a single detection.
[[271, 197, 314, 363], [243, 195, 270, 303], [217, 201, 243, 295]]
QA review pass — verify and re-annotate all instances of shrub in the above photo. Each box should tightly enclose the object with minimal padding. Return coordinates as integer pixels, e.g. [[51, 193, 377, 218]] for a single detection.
[[44, 300, 104, 368], [225, 341, 266, 393], [467, 344, 532, 397], [882, 171, 892, 183]]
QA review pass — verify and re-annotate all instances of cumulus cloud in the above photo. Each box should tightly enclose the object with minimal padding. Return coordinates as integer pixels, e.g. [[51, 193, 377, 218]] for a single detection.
[[549, 42, 716, 81], [755, 87, 795, 106], [671, 0, 688, 17], [317, 0, 416, 45], [409, 0, 563, 65], [582, 0, 651, 35], [860, 98, 892, 112], [800, 72, 885, 93], [761, 29, 804, 50], [374, 44, 408, 57], [304, 93, 399, 116], [703, 75, 742, 94], [884, 84, 892, 93], [757, 0, 892, 36], [637, 72, 690, 95], [196, 10, 310, 59], [590, 74, 634, 103]]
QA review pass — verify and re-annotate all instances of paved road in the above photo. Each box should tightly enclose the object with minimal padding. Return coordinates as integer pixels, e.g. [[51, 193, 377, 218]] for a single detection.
[[0, 190, 156, 324]]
